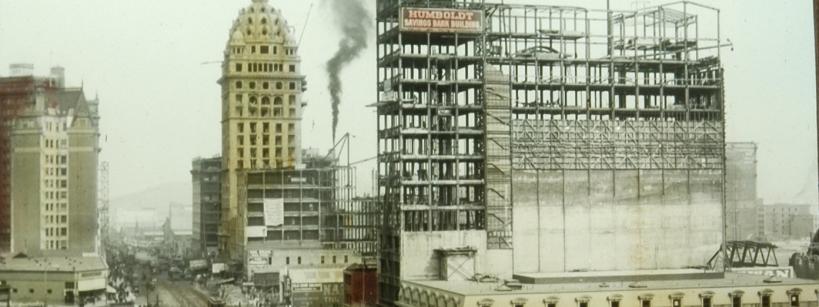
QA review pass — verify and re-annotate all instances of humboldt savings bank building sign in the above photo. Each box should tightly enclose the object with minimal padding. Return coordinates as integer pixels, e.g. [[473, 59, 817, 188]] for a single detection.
[[400, 8, 484, 33]]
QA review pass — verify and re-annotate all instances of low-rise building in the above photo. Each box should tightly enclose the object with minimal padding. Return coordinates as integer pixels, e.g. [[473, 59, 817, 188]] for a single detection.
[[0, 255, 108, 305], [397, 272, 819, 307]]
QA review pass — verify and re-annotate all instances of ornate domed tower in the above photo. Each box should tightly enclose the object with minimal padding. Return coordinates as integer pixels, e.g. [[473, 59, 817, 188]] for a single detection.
[[220, 0, 305, 259]]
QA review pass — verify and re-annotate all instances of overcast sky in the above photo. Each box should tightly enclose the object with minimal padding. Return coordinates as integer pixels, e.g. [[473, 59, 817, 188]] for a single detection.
[[0, 0, 816, 206]]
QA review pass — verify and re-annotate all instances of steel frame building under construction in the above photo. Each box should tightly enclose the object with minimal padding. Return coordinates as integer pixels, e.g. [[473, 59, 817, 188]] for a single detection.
[[376, 0, 726, 305]]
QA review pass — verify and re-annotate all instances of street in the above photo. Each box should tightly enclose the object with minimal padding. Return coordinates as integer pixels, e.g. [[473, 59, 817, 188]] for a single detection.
[[140, 280, 209, 307]]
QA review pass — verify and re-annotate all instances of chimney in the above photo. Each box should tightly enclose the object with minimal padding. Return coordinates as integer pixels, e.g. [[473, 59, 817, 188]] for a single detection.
[[50, 66, 65, 88], [9, 63, 34, 77]]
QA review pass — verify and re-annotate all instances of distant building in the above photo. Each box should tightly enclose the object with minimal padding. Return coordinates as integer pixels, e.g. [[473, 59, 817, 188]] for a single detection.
[[1, 65, 100, 256], [191, 157, 222, 257], [725, 142, 763, 241], [220, 0, 307, 260], [759, 204, 817, 240]]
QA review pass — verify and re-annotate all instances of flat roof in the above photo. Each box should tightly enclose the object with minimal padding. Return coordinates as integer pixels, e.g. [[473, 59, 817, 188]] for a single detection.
[[514, 269, 722, 284], [0, 255, 107, 273], [406, 273, 818, 296]]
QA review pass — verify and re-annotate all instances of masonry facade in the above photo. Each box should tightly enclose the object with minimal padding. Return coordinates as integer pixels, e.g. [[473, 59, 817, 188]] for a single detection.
[[220, 0, 306, 260]]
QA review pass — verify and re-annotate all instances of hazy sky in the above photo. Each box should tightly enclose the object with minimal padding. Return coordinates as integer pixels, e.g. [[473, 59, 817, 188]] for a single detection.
[[0, 0, 816, 205]]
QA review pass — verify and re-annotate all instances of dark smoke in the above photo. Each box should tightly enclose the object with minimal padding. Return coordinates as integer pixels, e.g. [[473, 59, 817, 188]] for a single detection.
[[326, 0, 372, 142]]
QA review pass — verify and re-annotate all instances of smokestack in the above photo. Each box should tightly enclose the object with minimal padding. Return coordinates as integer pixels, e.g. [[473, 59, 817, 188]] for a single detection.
[[325, 0, 372, 142], [9, 63, 34, 77], [50, 66, 65, 88]]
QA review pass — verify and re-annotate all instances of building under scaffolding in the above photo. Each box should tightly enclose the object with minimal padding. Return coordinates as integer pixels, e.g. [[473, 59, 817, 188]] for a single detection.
[[376, 0, 726, 304], [239, 149, 381, 300]]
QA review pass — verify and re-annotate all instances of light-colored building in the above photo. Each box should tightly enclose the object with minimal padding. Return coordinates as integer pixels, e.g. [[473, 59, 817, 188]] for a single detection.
[[726, 142, 763, 241], [6, 65, 100, 256], [220, 0, 307, 261], [0, 254, 108, 305], [397, 273, 819, 307], [758, 204, 817, 241]]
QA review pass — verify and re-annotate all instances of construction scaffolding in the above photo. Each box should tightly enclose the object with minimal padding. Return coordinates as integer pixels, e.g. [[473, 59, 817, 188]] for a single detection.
[[377, 0, 725, 304]]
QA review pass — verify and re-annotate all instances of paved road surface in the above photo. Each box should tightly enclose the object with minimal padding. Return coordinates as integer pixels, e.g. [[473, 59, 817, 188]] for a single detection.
[[147, 280, 209, 307]]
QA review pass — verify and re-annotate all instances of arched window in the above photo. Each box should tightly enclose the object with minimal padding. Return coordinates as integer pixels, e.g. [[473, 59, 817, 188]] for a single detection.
[[261, 18, 267, 24], [249, 96, 258, 105], [274, 97, 283, 105], [261, 97, 270, 105]]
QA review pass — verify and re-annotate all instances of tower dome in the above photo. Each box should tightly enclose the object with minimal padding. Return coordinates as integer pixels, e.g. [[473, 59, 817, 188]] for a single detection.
[[226, 0, 296, 48]]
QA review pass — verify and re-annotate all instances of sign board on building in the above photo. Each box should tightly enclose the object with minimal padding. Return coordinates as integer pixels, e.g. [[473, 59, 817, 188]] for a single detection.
[[189, 259, 208, 270], [212, 263, 227, 274], [263, 198, 284, 226], [400, 8, 484, 33]]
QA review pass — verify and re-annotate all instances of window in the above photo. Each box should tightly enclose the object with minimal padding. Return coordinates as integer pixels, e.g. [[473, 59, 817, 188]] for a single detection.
[[289, 82, 296, 90], [580, 302, 588, 307], [249, 82, 256, 89], [297, 257, 301, 264], [29, 289, 33, 294], [276, 82, 283, 90], [321, 256, 325, 264], [235, 81, 243, 89], [702, 297, 712, 307], [672, 299, 681, 307], [760, 295, 771, 307], [333, 256, 337, 264], [732, 297, 741, 307], [790, 295, 799, 307], [344, 255, 348, 263], [642, 300, 651, 307], [610, 302, 618, 307], [289, 64, 296, 72], [235, 63, 242, 72], [263, 82, 269, 89], [261, 46, 269, 54], [286, 257, 290, 265]]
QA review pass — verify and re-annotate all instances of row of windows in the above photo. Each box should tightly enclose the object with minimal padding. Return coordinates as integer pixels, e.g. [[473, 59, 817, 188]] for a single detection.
[[44, 203, 67, 211], [445, 291, 807, 307], [236, 134, 296, 147], [237, 122, 295, 134], [236, 94, 297, 106], [282, 255, 350, 265], [234, 80, 298, 91], [44, 167, 67, 177], [45, 239, 67, 250], [45, 191, 67, 200], [236, 146, 295, 158], [45, 154, 68, 165], [234, 106, 297, 118], [44, 215, 68, 225], [235, 62, 296, 73], [44, 179, 67, 189], [44, 139, 67, 149], [45, 227, 68, 237]]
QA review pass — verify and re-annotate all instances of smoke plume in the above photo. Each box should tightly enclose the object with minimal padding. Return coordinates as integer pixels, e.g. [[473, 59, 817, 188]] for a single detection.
[[326, 0, 372, 142]]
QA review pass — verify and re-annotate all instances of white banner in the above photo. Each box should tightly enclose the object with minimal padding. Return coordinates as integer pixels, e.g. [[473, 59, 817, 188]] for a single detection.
[[263, 198, 284, 226], [246, 226, 267, 238]]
